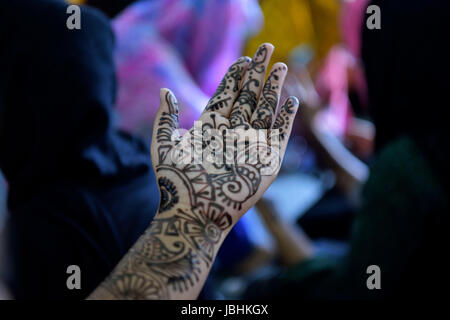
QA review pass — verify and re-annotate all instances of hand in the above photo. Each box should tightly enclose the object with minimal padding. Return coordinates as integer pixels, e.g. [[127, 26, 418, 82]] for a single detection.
[[90, 43, 299, 300], [152, 43, 299, 226]]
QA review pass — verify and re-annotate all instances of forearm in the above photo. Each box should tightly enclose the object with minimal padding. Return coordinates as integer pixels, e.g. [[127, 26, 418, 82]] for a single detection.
[[88, 206, 229, 300]]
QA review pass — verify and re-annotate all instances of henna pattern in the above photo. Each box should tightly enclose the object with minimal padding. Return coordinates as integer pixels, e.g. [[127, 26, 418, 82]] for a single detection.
[[273, 97, 298, 140], [156, 93, 179, 143], [158, 177, 179, 213], [102, 223, 200, 298], [101, 121, 274, 298], [230, 81, 258, 128], [176, 206, 228, 265], [249, 45, 269, 73], [230, 45, 269, 128], [157, 92, 180, 164], [251, 65, 286, 129], [96, 45, 299, 300], [205, 57, 249, 112], [102, 271, 168, 300]]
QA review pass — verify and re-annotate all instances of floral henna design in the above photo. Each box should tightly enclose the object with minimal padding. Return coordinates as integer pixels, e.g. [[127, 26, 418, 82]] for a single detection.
[[158, 177, 179, 213], [176, 206, 230, 265], [273, 97, 299, 141], [102, 271, 169, 300]]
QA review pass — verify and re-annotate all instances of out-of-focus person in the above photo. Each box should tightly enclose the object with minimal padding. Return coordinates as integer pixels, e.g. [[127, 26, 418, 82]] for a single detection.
[[0, 0, 159, 299], [69, 0, 137, 17], [245, 0, 341, 74], [112, 0, 263, 137]]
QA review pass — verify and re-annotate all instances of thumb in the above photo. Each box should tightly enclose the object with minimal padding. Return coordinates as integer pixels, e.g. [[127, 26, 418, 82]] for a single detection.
[[151, 88, 180, 165]]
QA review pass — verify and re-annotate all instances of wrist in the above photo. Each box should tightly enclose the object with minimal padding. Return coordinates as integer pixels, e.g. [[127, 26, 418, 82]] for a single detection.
[[152, 203, 233, 258]]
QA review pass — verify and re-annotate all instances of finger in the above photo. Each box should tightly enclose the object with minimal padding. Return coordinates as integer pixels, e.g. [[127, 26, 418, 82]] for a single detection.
[[258, 96, 299, 182], [250, 62, 288, 129], [151, 88, 180, 165], [204, 56, 251, 116], [272, 96, 300, 158], [230, 43, 274, 128]]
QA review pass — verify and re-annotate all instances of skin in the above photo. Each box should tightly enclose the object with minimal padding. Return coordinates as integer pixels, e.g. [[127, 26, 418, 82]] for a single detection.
[[88, 43, 299, 300]]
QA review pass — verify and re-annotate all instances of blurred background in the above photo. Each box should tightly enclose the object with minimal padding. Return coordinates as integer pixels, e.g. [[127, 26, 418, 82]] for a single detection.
[[1, 0, 449, 299]]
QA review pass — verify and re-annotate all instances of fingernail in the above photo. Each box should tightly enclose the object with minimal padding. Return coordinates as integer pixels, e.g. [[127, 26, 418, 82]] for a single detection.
[[290, 96, 300, 106], [160, 88, 179, 114], [159, 88, 166, 101], [288, 96, 300, 113], [169, 91, 179, 114]]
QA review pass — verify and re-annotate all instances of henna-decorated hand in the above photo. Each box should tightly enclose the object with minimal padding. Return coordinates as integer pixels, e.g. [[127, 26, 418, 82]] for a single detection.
[[152, 43, 299, 227], [90, 44, 300, 300]]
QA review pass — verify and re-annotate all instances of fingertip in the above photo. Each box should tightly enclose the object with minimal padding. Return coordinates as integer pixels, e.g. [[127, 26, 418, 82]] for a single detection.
[[283, 96, 300, 116], [289, 96, 300, 107], [240, 56, 252, 68], [160, 87, 175, 96], [159, 88, 179, 114], [260, 42, 275, 51], [254, 43, 275, 59], [235, 56, 251, 65], [159, 88, 168, 101]]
